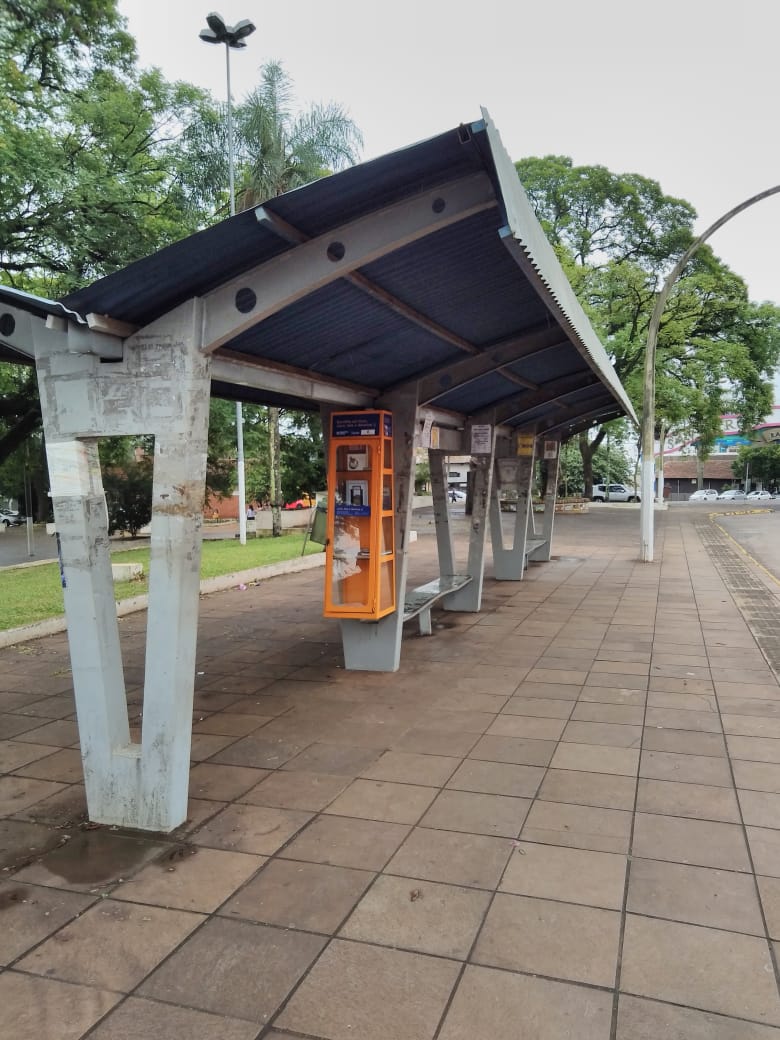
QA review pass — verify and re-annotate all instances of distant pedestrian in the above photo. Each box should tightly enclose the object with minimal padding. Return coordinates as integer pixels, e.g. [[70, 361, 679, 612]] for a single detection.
[[246, 505, 255, 521]]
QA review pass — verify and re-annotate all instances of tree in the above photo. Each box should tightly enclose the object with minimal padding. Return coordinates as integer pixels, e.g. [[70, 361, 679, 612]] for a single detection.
[[181, 60, 361, 533], [99, 438, 153, 537], [515, 156, 780, 497], [732, 444, 780, 489]]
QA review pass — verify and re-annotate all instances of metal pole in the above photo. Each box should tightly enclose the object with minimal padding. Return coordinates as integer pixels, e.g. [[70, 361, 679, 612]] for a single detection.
[[224, 39, 247, 546], [639, 182, 780, 562]]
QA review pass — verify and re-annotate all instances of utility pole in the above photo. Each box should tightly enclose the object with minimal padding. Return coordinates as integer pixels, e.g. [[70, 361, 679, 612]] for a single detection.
[[200, 12, 256, 545]]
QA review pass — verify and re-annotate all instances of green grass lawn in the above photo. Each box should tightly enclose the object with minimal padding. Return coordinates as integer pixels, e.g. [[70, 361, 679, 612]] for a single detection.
[[0, 532, 323, 632]]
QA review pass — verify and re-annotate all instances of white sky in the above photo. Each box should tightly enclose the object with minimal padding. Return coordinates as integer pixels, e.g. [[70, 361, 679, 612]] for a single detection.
[[119, 0, 779, 310]]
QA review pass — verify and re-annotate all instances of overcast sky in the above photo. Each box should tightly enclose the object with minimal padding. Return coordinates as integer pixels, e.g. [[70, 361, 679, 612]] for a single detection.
[[118, 0, 779, 309]]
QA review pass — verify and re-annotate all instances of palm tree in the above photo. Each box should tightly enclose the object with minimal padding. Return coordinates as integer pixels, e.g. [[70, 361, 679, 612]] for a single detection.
[[183, 61, 362, 534]]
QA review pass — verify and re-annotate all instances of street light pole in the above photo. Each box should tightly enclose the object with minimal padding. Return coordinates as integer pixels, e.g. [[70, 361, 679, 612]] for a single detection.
[[639, 183, 780, 562], [200, 12, 255, 546]]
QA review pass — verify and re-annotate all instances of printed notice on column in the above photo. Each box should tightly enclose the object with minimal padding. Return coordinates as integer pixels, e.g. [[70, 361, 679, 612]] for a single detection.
[[470, 424, 492, 454]]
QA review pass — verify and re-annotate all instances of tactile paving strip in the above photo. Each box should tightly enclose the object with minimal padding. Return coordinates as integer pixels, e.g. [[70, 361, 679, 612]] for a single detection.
[[696, 519, 780, 681]]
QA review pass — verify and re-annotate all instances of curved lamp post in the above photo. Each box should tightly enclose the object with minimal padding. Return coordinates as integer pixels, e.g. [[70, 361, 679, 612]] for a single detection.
[[200, 12, 256, 545], [639, 183, 780, 562]]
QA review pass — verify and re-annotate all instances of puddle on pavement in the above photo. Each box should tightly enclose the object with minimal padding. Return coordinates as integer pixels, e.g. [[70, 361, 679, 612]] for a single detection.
[[27, 828, 165, 886]]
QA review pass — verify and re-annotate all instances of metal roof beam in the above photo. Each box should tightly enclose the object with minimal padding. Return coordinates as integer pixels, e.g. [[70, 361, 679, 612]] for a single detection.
[[211, 352, 374, 408], [201, 172, 497, 354], [413, 325, 568, 404], [541, 404, 622, 437], [256, 203, 483, 358], [483, 372, 601, 426]]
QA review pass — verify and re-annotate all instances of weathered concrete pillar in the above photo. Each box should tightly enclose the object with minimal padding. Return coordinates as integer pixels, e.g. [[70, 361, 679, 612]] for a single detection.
[[490, 435, 536, 579], [35, 301, 210, 831], [444, 421, 495, 612], [528, 439, 560, 562]]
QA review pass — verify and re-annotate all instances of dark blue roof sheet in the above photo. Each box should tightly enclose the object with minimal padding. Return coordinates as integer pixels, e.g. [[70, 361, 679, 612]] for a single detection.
[[16, 114, 635, 435]]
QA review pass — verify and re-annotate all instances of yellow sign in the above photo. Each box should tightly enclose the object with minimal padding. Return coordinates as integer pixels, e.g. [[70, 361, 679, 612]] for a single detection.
[[516, 434, 535, 457]]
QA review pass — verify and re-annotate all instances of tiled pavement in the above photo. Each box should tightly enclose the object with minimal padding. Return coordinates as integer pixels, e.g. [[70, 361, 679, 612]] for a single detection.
[[2, 506, 780, 1038]]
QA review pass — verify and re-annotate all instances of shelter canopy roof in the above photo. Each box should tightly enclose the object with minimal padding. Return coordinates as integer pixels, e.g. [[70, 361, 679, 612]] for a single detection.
[[0, 111, 635, 437]]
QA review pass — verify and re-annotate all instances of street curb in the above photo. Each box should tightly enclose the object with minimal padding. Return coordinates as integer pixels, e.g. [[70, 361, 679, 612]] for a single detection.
[[0, 552, 326, 650]]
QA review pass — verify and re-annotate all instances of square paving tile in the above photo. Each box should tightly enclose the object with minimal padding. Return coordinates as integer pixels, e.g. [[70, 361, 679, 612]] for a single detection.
[[386, 826, 512, 889], [17, 899, 203, 991], [620, 913, 780, 1025], [739, 789, 780, 829], [522, 799, 632, 854], [420, 789, 530, 838], [275, 938, 460, 1040], [188, 762, 270, 801], [468, 733, 556, 766], [280, 814, 409, 870], [190, 802, 311, 855], [639, 750, 733, 787], [210, 735, 310, 768], [0, 882, 94, 965], [241, 769, 351, 810], [88, 996, 258, 1040], [0, 741, 59, 773], [12, 748, 84, 783], [562, 720, 642, 748], [500, 841, 627, 910], [473, 891, 620, 987], [499, 696, 574, 719], [361, 750, 461, 786], [627, 857, 764, 934], [445, 759, 544, 798], [643, 729, 726, 757], [322, 778, 437, 824], [389, 728, 480, 757], [438, 964, 612, 1040], [340, 874, 490, 958], [550, 742, 639, 776], [616, 993, 780, 1040], [734, 760, 780, 793], [282, 742, 383, 776], [0, 972, 119, 1040], [537, 768, 637, 810], [113, 845, 263, 912], [632, 812, 751, 872], [140, 916, 326, 1024], [486, 714, 567, 740], [636, 777, 740, 823], [747, 826, 780, 877], [220, 858, 373, 932], [0, 775, 66, 815], [758, 875, 780, 939]]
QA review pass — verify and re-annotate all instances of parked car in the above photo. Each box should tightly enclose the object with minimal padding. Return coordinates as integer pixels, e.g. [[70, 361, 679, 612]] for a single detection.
[[688, 489, 719, 502], [718, 489, 746, 500], [591, 483, 640, 502], [746, 489, 772, 501], [283, 495, 314, 510], [0, 509, 23, 527]]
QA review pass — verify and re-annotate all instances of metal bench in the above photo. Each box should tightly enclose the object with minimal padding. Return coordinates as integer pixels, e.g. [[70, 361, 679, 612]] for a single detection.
[[403, 574, 473, 635]]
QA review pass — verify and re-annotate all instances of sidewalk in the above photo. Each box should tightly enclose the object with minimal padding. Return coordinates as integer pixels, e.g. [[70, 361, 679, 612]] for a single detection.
[[2, 507, 780, 1038]]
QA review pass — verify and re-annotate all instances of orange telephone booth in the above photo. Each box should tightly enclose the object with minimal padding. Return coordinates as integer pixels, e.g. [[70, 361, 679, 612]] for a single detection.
[[323, 410, 396, 620]]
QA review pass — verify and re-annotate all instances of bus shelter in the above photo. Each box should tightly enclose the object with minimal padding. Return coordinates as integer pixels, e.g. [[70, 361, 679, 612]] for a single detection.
[[0, 111, 635, 831]]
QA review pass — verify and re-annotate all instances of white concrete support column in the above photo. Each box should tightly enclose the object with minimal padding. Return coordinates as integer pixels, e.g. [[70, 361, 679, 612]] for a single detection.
[[528, 440, 560, 562], [339, 388, 418, 671], [489, 441, 536, 580], [444, 423, 495, 611], [429, 449, 456, 576], [35, 301, 210, 831]]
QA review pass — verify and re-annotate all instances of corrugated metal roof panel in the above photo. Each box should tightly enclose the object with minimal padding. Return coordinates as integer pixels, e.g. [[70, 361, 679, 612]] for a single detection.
[[4, 114, 637, 434]]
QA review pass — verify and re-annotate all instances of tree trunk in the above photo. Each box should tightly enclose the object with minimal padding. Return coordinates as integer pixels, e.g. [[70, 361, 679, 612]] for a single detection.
[[268, 406, 282, 537], [578, 428, 606, 498]]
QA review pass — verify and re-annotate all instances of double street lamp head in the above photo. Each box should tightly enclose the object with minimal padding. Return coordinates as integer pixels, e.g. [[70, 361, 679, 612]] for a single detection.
[[199, 11, 256, 48]]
